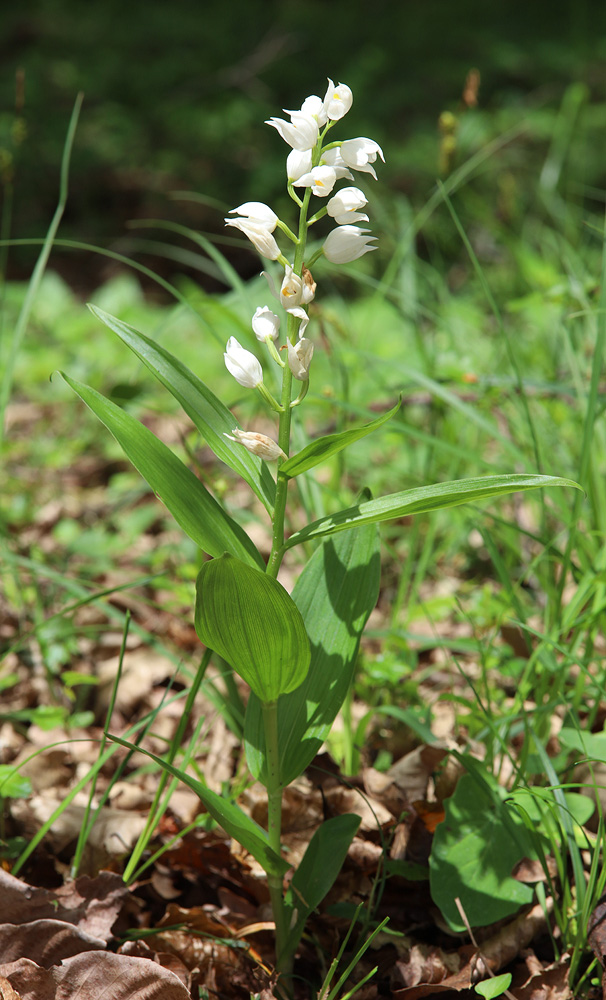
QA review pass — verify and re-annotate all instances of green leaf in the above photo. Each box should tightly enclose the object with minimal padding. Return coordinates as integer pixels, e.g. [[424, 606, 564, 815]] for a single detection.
[[279, 399, 400, 478], [0, 765, 32, 800], [430, 771, 535, 931], [284, 475, 581, 549], [195, 554, 310, 703], [245, 518, 380, 786], [108, 734, 288, 878], [281, 814, 361, 963], [475, 973, 513, 999], [61, 373, 264, 570], [88, 305, 276, 514]]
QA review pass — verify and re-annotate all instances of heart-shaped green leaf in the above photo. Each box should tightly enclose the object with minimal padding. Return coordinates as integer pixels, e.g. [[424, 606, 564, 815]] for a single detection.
[[195, 554, 310, 703]]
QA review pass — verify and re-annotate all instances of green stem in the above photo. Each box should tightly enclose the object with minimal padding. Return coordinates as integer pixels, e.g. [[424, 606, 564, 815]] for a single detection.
[[266, 186, 312, 581], [262, 699, 290, 975]]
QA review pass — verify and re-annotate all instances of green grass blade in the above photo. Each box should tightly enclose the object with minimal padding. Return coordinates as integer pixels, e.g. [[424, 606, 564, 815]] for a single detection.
[[0, 94, 83, 444]]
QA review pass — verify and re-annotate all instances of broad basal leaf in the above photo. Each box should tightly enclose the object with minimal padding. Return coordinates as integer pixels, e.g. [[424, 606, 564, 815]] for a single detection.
[[279, 399, 400, 478], [195, 554, 310, 703], [245, 516, 380, 786], [108, 734, 288, 878], [88, 305, 276, 514], [61, 373, 264, 569], [430, 770, 535, 931], [284, 475, 580, 548]]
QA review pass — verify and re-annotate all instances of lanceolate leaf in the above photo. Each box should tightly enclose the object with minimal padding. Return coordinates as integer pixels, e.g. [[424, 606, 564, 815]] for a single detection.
[[88, 305, 276, 514], [108, 735, 288, 878], [284, 475, 580, 549], [61, 373, 264, 570], [245, 517, 381, 786], [281, 814, 361, 963], [195, 554, 311, 703], [279, 399, 401, 478]]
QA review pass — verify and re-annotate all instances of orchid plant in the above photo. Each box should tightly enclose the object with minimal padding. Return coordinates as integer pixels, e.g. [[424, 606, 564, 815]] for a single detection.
[[60, 78, 575, 985]]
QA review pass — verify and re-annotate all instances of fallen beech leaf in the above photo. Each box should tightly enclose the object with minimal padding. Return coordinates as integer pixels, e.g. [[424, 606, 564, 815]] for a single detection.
[[0, 951, 192, 1000], [0, 974, 23, 1000], [511, 955, 571, 1000], [388, 746, 449, 804], [0, 919, 105, 968], [395, 943, 460, 987], [512, 857, 556, 884], [0, 870, 127, 940], [392, 902, 554, 998], [588, 895, 606, 965]]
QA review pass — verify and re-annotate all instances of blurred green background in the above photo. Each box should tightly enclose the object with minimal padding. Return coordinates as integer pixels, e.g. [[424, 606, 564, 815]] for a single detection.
[[1, 0, 605, 291]]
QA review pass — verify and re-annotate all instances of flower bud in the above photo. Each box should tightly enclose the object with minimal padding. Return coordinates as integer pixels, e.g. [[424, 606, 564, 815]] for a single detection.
[[323, 225, 377, 264], [226, 429, 286, 461], [252, 306, 280, 342], [287, 338, 314, 381], [224, 337, 263, 388]]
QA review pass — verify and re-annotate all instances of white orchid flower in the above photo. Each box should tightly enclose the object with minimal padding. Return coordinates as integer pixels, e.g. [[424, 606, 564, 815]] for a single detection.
[[252, 306, 280, 342], [293, 165, 337, 198], [287, 149, 313, 183], [227, 202, 278, 229], [265, 112, 319, 151], [224, 337, 263, 388], [327, 186, 369, 225], [287, 337, 314, 381], [322, 79, 353, 121], [339, 138, 385, 180], [224, 217, 281, 260], [323, 225, 377, 264], [320, 146, 354, 181]]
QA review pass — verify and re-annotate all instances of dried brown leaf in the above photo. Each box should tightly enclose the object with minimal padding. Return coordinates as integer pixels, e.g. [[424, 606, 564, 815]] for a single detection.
[[0, 919, 105, 968], [0, 974, 24, 1000], [0, 951, 192, 1000], [387, 746, 449, 803], [0, 871, 126, 939]]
